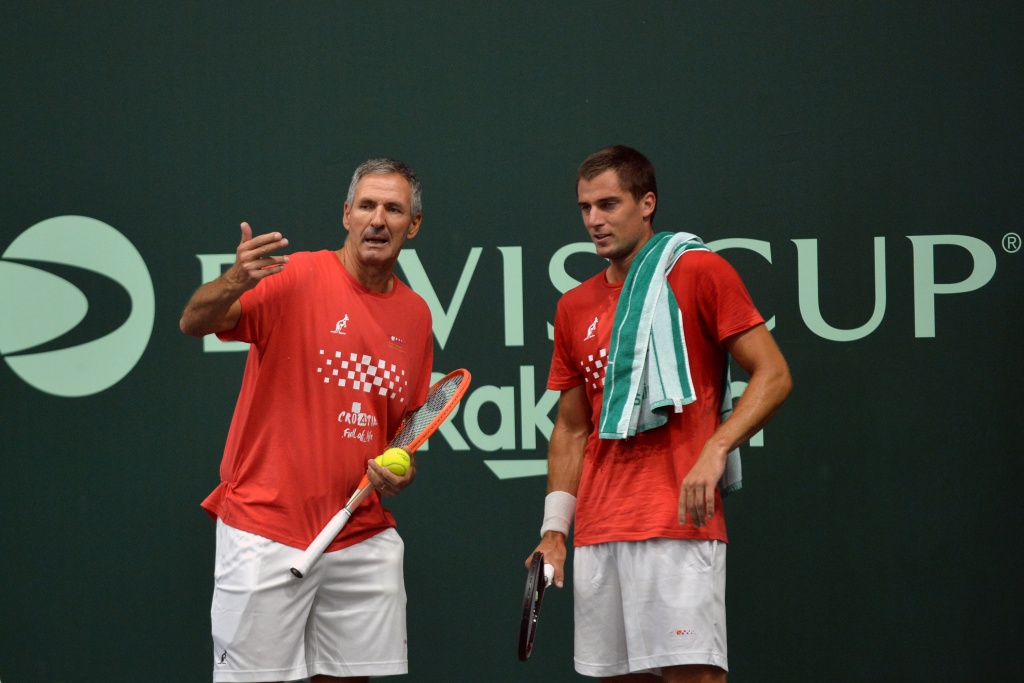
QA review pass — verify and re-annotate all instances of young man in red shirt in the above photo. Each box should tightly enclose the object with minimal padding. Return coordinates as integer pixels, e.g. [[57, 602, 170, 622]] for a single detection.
[[530, 146, 792, 682]]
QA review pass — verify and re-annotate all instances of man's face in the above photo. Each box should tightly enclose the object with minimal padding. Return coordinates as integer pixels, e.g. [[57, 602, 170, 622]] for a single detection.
[[343, 173, 421, 268], [576, 169, 655, 265]]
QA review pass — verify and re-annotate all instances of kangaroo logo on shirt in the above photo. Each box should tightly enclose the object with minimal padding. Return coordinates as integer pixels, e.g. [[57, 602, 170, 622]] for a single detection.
[[330, 315, 350, 334], [583, 316, 599, 341]]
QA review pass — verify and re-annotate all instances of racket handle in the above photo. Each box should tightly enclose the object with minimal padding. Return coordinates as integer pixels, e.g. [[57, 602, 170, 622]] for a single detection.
[[290, 480, 374, 578], [543, 563, 555, 586]]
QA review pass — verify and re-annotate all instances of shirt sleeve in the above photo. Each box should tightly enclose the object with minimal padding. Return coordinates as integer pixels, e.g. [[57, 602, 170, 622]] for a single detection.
[[546, 296, 584, 391], [216, 254, 298, 345], [675, 250, 764, 342], [409, 308, 434, 412]]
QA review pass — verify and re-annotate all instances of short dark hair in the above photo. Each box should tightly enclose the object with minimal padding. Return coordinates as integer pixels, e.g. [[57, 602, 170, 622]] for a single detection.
[[347, 158, 422, 216], [577, 145, 658, 222]]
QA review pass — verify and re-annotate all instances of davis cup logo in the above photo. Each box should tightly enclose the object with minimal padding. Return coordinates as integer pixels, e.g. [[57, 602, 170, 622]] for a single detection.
[[0, 216, 154, 397]]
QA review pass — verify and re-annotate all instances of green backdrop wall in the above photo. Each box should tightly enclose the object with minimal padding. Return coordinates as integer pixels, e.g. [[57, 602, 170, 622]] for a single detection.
[[2, 3, 1021, 681]]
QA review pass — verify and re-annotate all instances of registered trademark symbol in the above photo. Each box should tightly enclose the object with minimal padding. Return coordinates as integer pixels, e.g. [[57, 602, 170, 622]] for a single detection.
[[1003, 233, 1021, 253]]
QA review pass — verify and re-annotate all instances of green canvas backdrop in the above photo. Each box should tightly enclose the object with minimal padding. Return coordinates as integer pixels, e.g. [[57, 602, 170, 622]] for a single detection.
[[1, 3, 1021, 681]]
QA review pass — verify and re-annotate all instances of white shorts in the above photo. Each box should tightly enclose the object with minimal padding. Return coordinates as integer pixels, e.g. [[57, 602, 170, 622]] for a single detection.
[[573, 538, 728, 678], [211, 520, 407, 682]]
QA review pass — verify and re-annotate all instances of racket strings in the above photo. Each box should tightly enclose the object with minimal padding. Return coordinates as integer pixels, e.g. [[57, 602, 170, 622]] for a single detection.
[[390, 375, 466, 449]]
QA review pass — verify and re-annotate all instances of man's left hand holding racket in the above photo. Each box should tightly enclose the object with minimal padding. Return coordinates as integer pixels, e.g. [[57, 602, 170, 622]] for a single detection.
[[365, 450, 412, 499], [527, 533, 567, 590], [519, 498, 572, 660]]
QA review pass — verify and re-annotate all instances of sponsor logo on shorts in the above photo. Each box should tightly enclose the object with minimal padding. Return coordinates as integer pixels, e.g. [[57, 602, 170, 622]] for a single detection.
[[218, 649, 228, 664], [672, 628, 698, 638]]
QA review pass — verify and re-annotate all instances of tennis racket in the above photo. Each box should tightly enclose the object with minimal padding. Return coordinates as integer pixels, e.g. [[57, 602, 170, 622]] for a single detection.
[[518, 551, 555, 661], [290, 368, 471, 578]]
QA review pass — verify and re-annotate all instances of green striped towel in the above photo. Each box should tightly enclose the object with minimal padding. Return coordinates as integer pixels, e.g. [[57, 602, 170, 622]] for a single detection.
[[599, 231, 742, 495]]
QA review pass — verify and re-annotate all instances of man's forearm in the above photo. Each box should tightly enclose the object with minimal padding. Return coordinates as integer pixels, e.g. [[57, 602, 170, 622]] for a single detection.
[[713, 362, 792, 454], [179, 277, 243, 337], [546, 422, 588, 495]]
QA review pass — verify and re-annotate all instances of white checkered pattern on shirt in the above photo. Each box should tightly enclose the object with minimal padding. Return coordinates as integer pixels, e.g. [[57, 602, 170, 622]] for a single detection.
[[317, 351, 407, 402], [579, 348, 608, 390]]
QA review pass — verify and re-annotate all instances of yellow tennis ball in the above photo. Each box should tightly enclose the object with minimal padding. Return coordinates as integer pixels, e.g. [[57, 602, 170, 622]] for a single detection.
[[375, 447, 410, 476]]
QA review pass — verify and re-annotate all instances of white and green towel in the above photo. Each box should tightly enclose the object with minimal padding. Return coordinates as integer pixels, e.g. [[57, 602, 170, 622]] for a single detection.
[[599, 231, 743, 495]]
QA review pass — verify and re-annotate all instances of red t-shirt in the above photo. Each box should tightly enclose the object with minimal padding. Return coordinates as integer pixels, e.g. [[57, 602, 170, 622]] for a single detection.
[[203, 250, 433, 551], [548, 250, 764, 547]]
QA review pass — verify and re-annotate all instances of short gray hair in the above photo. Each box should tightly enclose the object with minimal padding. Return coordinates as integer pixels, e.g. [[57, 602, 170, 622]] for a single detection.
[[346, 158, 422, 216]]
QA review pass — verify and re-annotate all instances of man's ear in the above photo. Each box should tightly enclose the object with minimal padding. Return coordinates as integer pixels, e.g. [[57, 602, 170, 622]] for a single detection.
[[641, 192, 656, 220], [407, 213, 423, 239]]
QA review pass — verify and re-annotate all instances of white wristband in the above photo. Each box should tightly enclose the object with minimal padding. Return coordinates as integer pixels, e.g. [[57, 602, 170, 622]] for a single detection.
[[540, 490, 576, 537]]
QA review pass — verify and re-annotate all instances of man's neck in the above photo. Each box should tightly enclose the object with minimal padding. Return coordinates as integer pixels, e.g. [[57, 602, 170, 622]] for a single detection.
[[605, 232, 654, 284], [335, 248, 394, 294]]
